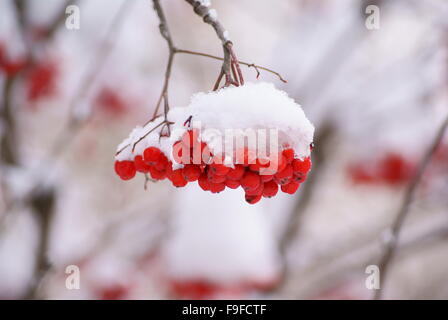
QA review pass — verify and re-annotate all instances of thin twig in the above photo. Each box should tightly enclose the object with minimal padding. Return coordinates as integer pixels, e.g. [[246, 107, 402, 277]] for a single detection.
[[151, 0, 177, 122], [184, 0, 243, 88], [132, 120, 174, 152], [374, 112, 448, 300], [176, 49, 287, 83]]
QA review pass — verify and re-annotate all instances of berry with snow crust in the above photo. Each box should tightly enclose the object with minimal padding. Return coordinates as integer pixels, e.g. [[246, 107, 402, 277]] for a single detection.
[[114, 82, 314, 204]]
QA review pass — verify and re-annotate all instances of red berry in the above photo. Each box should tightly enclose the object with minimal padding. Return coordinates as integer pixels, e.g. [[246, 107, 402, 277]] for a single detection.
[[95, 87, 127, 116], [26, 60, 58, 102], [208, 171, 226, 184], [198, 173, 210, 191], [155, 153, 169, 171], [245, 194, 262, 204], [144, 147, 162, 165], [134, 155, 151, 173], [165, 161, 173, 179], [292, 157, 311, 174], [170, 169, 187, 187], [225, 179, 240, 189], [379, 153, 413, 185], [227, 165, 245, 180], [246, 182, 264, 196], [114, 160, 136, 180], [282, 148, 295, 164], [182, 164, 201, 182], [281, 181, 300, 194], [260, 174, 274, 182], [263, 180, 278, 198], [259, 154, 287, 175], [249, 163, 260, 172], [240, 171, 261, 191], [293, 172, 306, 183], [209, 182, 225, 193], [277, 154, 287, 172], [210, 163, 230, 176], [149, 166, 166, 180], [274, 164, 293, 185]]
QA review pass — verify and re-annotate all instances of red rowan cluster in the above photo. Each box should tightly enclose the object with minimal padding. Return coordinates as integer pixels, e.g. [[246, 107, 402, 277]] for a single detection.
[[115, 128, 312, 204]]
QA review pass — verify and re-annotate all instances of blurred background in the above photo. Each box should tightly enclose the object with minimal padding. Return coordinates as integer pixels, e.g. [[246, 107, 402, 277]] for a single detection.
[[0, 0, 447, 300]]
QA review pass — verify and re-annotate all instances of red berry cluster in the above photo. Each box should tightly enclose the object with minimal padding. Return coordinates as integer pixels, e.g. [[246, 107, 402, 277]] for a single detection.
[[0, 43, 27, 76], [115, 130, 312, 204], [26, 60, 58, 102], [348, 152, 414, 186]]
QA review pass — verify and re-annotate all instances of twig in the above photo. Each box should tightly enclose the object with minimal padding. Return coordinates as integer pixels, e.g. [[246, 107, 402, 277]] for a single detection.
[[176, 49, 287, 83], [374, 112, 448, 300], [132, 120, 174, 152], [151, 0, 176, 126], [184, 0, 243, 89]]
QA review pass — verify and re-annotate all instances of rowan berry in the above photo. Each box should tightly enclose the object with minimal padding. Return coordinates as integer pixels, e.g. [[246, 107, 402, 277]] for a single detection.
[[292, 157, 311, 174], [274, 164, 293, 185], [170, 169, 188, 187], [240, 171, 261, 191], [209, 182, 225, 193], [245, 194, 262, 204], [208, 171, 226, 184], [293, 172, 306, 183], [149, 166, 166, 180], [134, 155, 151, 173], [225, 179, 240, 189], [260, 174, 274, 182], [282, 148, 295, 164], [262, 180, 278, 198], [209, 163, 230, 176], [114, 160, 136, 180], [226, 165, 245, 180], [182, 164, 201, 182], [144, 147, 162, 165], [198, 173, 210, 191], [281, 181, 300, 194], [245, 182, 264, 196], [155, 153, 169, 171]]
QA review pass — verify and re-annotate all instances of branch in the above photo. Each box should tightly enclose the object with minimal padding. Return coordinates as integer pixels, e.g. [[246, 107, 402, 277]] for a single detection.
[[374, 112, 448, 299], [151, 0, 177, 129], [176, 49, 287, 83], [184, 0, 243, 89]]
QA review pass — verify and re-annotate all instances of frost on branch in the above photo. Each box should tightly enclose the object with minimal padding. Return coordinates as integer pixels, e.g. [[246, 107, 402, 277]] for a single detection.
[[114, 82, 314, 204]]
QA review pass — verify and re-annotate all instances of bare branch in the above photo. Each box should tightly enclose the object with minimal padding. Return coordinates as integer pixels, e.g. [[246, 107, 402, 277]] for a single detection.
[[183, 0, 243, 88], [151, 0, 177, 131], [176, 49, 287, 83], [374, 112, 448, 299]]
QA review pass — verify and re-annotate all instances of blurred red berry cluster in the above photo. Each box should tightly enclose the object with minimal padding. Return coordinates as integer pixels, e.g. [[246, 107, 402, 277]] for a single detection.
[[26, 59, 58, 102], [0, 43, 27, 76], [348, 152, 415, 186], [115, 129, 312, 204], [169, 278, 277, 300]]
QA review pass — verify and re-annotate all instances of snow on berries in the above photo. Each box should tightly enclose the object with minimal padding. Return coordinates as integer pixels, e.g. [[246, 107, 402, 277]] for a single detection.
[[114, 82, 314, 204]]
